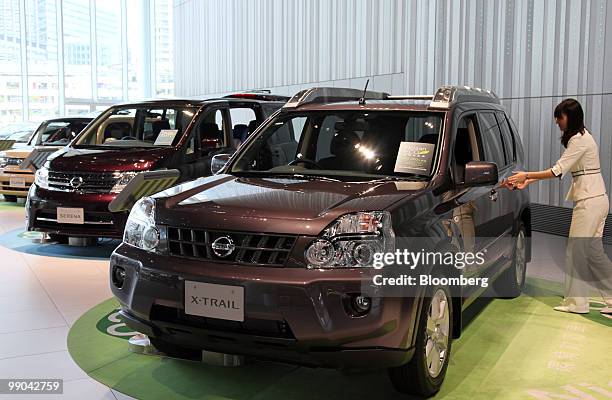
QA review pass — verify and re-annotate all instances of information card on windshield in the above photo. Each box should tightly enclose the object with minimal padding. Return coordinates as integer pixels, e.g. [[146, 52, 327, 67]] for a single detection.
[[393, 142, 435, 175], [154, 129, 178, 146]]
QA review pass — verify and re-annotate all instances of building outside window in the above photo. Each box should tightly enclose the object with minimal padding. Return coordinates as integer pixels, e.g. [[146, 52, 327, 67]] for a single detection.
[[0, 0, 174, 125]]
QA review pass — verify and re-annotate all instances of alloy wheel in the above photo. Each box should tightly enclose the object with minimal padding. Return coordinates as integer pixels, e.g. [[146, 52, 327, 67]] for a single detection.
[[425, 288, 450, 378], [515, 230, 526, 287]]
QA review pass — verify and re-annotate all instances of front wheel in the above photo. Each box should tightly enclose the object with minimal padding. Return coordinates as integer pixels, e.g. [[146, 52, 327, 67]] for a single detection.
[[388, 286, 453, 397]]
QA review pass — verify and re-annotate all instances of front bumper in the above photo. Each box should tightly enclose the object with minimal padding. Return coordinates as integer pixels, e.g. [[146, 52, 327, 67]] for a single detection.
[[26, 184, 128, 238], [0, 166, 34, 197], [110, 244, 419, 368]]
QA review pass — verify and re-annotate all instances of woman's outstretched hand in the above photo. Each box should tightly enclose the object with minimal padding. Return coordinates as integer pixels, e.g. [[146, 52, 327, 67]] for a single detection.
[[500, 178, 535, 190], [507, 171, 528, 185]]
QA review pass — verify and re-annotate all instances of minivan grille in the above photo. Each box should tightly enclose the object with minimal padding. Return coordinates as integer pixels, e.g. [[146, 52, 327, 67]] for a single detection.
[[167, 227, 297, 266], [48, 171, 118, 193], [6, 157, 23, 166]]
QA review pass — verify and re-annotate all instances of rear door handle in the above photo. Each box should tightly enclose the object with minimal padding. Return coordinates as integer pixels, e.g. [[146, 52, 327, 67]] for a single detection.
[[489, 189, 498, 202]]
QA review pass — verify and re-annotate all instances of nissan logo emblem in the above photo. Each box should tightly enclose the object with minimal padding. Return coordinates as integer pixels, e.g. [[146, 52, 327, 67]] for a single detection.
[[211, 236, 235, 258], [69, 176, 84, 189]]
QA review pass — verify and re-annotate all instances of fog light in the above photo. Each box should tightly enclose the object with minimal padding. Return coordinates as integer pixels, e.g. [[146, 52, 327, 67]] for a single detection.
[[112, 266, 126, 289], [353, 295, 371, 312]]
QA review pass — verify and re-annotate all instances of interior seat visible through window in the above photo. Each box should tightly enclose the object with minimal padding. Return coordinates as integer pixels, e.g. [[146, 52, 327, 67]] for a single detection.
[[104, 122, 132, 142], [200, 123, 222, 148]]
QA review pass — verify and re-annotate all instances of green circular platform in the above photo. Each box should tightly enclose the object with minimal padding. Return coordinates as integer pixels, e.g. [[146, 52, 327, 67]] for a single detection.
[[68, 279, 612, 400]]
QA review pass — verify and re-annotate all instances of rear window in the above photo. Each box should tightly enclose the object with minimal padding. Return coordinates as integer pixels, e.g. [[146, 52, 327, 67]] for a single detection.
[[496, 111, 516, 163]]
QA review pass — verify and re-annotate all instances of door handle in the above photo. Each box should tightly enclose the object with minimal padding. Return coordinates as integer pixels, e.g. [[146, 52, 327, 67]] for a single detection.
[[489, 189, 498, 202]]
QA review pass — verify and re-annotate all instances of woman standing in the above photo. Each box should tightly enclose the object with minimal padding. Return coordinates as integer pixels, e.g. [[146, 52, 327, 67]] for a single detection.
[[506, 99, 612, 315]]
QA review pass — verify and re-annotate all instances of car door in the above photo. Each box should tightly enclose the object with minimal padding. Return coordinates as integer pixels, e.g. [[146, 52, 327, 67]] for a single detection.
[[475, 111, 515, 273], [451, 113, 501, 288]]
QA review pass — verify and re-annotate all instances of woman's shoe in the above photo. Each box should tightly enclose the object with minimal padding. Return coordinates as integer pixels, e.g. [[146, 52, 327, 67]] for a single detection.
[[600, 306, 612, 315], [553, 304, 589, 314]]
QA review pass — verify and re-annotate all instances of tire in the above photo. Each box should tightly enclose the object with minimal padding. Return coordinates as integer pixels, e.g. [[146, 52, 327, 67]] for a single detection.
[[494, 222, 527, 299], [47, 234, 69, 244], [149, 337, 200, 361], [388, 286, 453, 397], [3, 195, 17, 202]]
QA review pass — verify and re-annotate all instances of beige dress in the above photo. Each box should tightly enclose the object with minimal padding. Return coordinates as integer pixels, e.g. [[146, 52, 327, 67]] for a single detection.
[[551, 129, 611, 308]]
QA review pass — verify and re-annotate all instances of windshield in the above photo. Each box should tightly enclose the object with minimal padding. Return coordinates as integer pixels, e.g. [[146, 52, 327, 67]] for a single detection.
[[73, 105, 199, 148], [230, 110, 444, 181], [8, 129, 35, 143], [29, 120, 91, 146]]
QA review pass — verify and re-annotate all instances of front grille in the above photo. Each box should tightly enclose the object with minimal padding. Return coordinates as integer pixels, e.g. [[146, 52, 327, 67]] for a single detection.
[[48, 170, 118, 193], [6, 157, 23, 166], [150, 304, 295, 339], [167, 227, 297, 266]]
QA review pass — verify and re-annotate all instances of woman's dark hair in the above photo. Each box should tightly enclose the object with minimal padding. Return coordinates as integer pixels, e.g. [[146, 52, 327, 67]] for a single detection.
[[554, 99, 585, 147]]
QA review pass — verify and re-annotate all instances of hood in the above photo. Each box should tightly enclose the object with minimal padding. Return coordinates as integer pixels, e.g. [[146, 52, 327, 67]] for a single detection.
[[2, 147, 34, 159], [153, 174, 428, 235], [47, 146, 174, 172]]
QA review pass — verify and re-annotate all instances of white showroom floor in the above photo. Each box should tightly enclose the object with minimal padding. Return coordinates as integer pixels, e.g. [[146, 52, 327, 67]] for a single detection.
[[0, 202, 134, 400], [0, 199, 573, 400]]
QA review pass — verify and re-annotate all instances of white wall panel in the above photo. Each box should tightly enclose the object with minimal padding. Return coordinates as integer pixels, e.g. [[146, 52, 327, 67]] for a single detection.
[[174, 0, 612, 209]]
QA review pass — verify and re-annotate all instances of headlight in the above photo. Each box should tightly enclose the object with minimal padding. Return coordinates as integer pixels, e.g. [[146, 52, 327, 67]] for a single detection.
[[0, 154, 7, 169], [305, 211, 395, 268], [123, 197, 159, 251], [111, 171, 139, 194], [35, 166, 49, 189]]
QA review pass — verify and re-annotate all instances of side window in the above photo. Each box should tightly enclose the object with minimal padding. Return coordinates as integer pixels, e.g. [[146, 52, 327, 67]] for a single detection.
[[229, 107, 257, 148], [496, 111, 515, 164], [198, 109, 227, 150], [478, 112, 506, 167], [452, 114, 482, 183]]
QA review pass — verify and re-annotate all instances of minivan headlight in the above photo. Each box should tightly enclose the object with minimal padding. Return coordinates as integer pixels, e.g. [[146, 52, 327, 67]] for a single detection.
[[35, 166, 49, 189], [111, 171, 139, 194], [305, 211, 395, 268], [0, 153, 7, 168], [123, 197, 159, 251]]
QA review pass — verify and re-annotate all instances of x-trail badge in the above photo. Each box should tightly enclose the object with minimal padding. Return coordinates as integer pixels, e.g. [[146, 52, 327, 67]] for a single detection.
[[211, 236, 235, 258]]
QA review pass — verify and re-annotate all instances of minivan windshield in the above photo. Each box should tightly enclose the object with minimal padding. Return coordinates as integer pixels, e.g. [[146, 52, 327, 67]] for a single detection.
[[28, 120, 91, 146], [73, 105, 199, 148], [230, 111, 444, 180]]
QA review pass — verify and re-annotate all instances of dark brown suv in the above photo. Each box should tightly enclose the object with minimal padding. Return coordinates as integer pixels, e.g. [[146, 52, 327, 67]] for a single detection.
[[110, 86, 531, 396]]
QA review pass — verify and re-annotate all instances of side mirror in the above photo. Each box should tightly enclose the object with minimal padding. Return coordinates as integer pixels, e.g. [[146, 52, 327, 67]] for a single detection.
[[462, 161, 498, 187], [211, 154, 231, 175]]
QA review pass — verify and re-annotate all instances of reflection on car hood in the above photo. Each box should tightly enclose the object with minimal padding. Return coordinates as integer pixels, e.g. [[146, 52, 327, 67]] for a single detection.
[[47, 146, 174, 172], [153, 174, 428, 235]]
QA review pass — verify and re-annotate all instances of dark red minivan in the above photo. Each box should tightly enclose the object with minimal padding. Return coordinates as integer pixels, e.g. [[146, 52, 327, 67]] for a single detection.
[[26, 94, 288, 242]]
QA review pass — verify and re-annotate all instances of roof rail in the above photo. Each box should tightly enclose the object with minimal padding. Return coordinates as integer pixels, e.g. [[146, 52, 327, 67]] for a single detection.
[[386, 95, 433, 101], [428, 85, 499, 108], [282, 87, 390, 109], [280, 85, 498, 110]]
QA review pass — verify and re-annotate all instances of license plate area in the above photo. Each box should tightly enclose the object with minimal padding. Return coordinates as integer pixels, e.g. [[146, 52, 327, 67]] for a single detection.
[[185, 281, 244, 322], [9, 176, 26, 188], [56, 207, 84, 224]]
